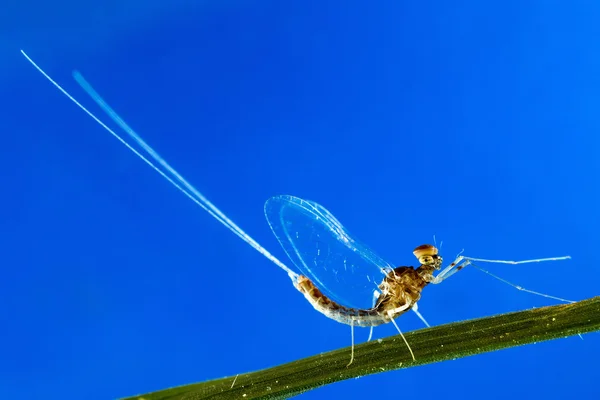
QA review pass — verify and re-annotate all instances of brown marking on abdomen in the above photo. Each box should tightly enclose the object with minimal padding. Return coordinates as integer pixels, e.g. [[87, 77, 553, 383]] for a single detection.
[[295, 268, 427, 327]]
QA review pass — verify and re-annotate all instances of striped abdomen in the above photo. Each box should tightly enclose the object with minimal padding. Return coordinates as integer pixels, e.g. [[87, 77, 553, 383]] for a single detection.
[[294, 267, 428, 327]]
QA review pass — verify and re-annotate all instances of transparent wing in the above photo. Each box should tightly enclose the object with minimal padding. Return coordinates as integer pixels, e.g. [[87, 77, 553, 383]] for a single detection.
[[264, 195, 395, 309]]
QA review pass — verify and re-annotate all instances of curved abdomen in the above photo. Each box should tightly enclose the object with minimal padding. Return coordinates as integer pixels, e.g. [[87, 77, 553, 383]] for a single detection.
[[294, 275, 419, 327]]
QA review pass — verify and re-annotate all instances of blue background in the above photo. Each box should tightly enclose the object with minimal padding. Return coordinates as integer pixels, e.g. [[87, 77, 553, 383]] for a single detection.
[[2, 1, 599, 399]]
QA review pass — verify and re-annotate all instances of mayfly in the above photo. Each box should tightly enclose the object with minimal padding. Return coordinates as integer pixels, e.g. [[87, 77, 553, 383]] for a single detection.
[[264, 195, 573, 364], [21, 50, 574, 366]]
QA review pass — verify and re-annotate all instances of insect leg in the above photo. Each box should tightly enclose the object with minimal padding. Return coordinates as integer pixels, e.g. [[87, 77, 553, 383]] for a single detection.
[[464, 255, 571, 265], [388, 313, 415, 361], [371, 290, 381, 307], [411, 303, 431, 328], [367, 290, 380, 342], [433, 253, 571, 285], [469, 262, 575, 303], [430, 257, 470, 284], [346, 319, 355, 367]]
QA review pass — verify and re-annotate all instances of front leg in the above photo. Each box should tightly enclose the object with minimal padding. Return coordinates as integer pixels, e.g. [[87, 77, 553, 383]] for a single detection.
[[429, 256, 471, 284], [431, 253, 571, 284]]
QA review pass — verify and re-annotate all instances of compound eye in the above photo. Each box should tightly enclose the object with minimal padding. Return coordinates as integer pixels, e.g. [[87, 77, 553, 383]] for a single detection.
[[420, 255, 433, 264]]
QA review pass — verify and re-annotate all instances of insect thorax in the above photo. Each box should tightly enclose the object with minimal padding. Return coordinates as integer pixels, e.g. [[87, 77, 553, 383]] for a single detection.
[[373, 266, 430, 315]]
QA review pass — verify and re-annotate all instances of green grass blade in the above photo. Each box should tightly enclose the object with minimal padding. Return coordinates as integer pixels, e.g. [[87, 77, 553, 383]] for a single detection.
[[123, 296, 599, 400]]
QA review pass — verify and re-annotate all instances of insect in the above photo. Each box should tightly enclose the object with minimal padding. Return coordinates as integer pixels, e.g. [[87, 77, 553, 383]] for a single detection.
[[264, 195, 572, 365], [21, 50, 573, 367]]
